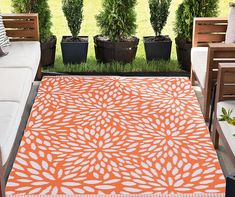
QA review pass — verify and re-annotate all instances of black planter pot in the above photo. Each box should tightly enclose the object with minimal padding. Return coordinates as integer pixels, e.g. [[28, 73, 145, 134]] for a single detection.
[[144, 36, 172, 61], [175, 38, 192, 72], [94, 35, 139, 64], [61, 36, 88, 65], [41, 35, 57, 67]]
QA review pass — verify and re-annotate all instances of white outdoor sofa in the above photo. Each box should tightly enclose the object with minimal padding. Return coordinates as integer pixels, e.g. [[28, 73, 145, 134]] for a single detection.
[[0, 14, 41, 194]]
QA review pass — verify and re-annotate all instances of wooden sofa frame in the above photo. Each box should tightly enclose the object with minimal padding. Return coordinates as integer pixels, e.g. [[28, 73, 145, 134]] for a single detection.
[[1, 13, 42, 80], [0, 13, 41, 197], [191, 17, 235, 121], [212, 63, 235, 197], [213, 63, 235, 157]]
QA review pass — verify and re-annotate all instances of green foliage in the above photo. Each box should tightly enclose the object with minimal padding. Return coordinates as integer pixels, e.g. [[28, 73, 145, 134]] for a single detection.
[[149, 0, 171, 36], [219, 107, 235, 126], [12, 0, 53, 42], [174, 0, 219, 42], [220, 107, 233, 121], [96, 0, 137, 42], [62, 0, 83, 39]]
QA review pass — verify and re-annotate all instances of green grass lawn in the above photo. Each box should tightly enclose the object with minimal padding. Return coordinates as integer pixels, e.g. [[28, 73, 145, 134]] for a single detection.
[[1, 0, 231, 73]]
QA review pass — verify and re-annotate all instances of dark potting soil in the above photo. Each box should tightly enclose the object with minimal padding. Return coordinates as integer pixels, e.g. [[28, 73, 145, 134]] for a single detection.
[[144, 35, 171, 43], [63, 37, 88, 43], [95, 35, 138, 42]]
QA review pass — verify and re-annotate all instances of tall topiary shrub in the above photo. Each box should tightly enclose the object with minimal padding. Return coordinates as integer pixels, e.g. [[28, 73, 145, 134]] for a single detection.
[[62, 0, 83, 40], [96, 0, 137, 42], [149, 0, 171, 37], [12, 0, 53, 42], [174, 0, 219, 42], [174, 0, 219, 71]]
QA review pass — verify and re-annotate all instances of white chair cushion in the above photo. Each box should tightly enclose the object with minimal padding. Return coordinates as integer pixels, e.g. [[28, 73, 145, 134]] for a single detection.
[[0, 41, 40, 80], [217, 100, 235, 156], [191, 47, 208, 89], [0, 68, 32, 103], [0, 102, 20, 164]]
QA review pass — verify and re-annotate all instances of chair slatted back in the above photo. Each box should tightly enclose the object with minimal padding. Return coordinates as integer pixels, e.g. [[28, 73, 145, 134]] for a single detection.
[[217, 63, 235, 101], [2, 14, 39, 41], [193, 17, 228, 48]]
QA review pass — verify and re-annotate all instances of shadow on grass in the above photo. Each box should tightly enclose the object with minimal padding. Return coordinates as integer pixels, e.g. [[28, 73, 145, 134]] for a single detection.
[[44, 56, 182, 73]]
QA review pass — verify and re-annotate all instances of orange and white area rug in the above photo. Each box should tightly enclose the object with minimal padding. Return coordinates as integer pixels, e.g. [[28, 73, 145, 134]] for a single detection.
[[6, 76, 225, 196]]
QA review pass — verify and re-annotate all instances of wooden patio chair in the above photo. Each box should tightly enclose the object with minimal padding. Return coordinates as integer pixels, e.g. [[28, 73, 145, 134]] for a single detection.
[[191, 17, 235, 121], [212, 63, 235, 166]]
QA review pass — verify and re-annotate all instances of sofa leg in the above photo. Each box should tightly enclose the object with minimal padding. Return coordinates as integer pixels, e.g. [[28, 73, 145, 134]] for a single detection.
[[203, 86, 212, 122], [212, 128, 219, 149], [190, 69, 196, 86], [226, 173, 235, 197], [203, 103, 210, 122], [0, 180, 5, 197], [35, 64, 42, 81]]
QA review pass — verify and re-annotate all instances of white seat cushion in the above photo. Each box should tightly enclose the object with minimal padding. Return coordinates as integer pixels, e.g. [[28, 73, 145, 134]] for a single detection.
[[217, 100, 235, 156], [0, 41, 40, 80], [0, 102, 20, 164], [0, 68, 33, 165], [0, 68, 32, 103], [191, 47, 208, 89]]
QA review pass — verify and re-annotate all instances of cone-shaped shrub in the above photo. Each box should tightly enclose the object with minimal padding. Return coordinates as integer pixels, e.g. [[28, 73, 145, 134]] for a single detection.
[[174, 0, 219, 42], [96, 0, 137, 42], [62, 0, 83, 39], [149, 0, 171, 36], [12, 0, 53, 42]]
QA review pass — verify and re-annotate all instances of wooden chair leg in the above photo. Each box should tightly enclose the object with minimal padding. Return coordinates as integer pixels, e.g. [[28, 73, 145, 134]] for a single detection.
[[203, 99, 211, 122], [190, 68, 196, 86], [208, 84, 217, 132], [212, 128, 219, 149], [0, 174, 5, 197], [35, 64, 42, 81], [203, 86, 212, 122]]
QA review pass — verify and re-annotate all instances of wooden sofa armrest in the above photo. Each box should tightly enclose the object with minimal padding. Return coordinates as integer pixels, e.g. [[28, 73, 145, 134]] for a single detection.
[[209, 43, 235, 51], [193, 17, 228, 47], [1, 13, 39, 41]]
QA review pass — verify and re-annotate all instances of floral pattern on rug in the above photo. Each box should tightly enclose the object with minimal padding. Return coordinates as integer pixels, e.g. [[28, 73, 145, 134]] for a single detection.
[[6, 76, 225, 196]]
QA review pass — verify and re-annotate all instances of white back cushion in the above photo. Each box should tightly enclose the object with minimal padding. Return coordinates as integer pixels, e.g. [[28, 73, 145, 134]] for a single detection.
[[0, 68, 32, 102], [225, 4, 235, 43]]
